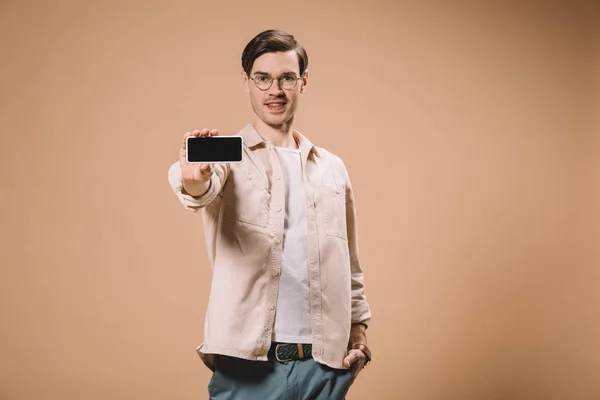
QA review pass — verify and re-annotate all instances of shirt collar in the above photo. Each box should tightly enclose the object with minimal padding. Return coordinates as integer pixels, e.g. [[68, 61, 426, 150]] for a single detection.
[[238, 123, 320, 158]]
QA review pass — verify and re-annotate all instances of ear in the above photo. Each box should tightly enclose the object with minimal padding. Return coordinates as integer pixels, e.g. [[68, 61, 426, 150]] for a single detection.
[[300, 69, 309, 93], [241, 69, 250, 93]]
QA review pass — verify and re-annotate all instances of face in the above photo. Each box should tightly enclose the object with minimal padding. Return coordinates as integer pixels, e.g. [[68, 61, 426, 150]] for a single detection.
[[242, 50, 308, 128]]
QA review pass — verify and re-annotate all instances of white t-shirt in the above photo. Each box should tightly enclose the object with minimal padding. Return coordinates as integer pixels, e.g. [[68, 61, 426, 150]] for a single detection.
[[272, 146, 312, 344]]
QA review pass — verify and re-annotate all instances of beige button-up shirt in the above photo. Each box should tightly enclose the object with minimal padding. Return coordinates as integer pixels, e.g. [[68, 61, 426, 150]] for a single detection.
[[168, 124, 371, 369]]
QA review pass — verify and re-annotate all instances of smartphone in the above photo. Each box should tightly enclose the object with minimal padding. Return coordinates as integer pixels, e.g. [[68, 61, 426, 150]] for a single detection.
[[186, 136, 243, 163]]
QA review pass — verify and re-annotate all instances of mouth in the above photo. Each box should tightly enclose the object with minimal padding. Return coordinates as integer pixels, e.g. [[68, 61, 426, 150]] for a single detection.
[[265, 101, 287, 112]]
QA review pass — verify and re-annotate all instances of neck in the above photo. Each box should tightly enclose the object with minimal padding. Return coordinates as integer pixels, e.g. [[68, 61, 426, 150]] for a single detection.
[[252, 117, 298, 149]]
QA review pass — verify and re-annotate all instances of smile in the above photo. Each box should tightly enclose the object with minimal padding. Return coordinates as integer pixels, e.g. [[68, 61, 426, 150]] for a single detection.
[[265, 102, 287, 112]]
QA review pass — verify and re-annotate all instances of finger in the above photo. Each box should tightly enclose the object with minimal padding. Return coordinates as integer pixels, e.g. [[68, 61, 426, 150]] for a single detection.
[[199, 163, 213, 175], [343, 356, 351, 368], [198, 128, 211, 137], [209, 128, 219, 136], [189, 129, 209, 138], [343, 352, 359, 368], [181, 131, 194, 150]]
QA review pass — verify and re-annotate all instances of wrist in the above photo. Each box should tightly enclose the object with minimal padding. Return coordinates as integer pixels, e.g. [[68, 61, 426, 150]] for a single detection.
[[351, 343, 372, 365], [182, 179, 211, 197]]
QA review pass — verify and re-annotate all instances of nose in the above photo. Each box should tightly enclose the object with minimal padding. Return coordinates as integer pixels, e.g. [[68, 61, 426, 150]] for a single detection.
[[267, 78, 285, 95]]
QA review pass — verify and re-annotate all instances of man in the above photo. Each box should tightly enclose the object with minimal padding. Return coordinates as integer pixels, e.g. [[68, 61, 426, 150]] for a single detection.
[[168, 29, 372, 400]]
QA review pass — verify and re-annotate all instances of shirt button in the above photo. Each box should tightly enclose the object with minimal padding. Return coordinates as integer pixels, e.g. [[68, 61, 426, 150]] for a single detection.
[[277, 206, 282, 212], [274, 238, 280, 244], [274, 270, 280, 277], [269, 304, 275, 310]]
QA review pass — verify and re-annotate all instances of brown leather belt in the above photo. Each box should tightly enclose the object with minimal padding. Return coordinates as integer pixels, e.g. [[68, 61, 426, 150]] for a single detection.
[[268, 342, 312, 362]]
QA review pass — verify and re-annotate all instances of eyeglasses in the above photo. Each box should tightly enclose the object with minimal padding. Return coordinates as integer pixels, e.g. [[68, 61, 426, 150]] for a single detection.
[[249, 73, 302, 91]]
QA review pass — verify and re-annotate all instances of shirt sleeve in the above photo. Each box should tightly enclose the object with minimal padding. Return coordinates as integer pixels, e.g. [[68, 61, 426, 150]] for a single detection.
[[344, 168, 372, 328], [167, 161, 230, 211]]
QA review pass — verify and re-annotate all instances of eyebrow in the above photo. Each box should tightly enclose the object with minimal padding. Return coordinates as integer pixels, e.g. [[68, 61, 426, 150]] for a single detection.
[[253, 71, 297, 76]]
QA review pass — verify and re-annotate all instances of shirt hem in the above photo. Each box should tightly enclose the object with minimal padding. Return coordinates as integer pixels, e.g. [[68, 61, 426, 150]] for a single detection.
[[197, 344, 269, 362]]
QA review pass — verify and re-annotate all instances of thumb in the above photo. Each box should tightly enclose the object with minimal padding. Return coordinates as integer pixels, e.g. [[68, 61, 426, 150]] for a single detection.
[[198, 163, 213, 178], [200, 164, 212, 173], [344, 352, 356, 368]]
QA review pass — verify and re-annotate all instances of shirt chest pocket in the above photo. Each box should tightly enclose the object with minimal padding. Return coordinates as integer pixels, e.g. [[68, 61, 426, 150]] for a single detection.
[[222, 167, 270, 228], [316, 185, 347, 241]]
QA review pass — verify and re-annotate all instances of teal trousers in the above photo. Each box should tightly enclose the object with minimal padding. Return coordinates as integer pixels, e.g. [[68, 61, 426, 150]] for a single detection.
[[208, 354, 353, 400]]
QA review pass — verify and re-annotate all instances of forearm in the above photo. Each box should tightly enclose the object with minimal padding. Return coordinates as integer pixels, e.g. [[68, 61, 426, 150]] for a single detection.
[[349, 322, 368, 346], [345, 172, 372, 343]]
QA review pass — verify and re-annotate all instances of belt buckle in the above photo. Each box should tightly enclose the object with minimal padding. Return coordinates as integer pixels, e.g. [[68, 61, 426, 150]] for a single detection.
[[275, 343, 294, 362]]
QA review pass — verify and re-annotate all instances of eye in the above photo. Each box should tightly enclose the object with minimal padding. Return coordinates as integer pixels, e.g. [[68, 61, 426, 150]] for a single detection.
[[255, 75, 268, 82], [282, 75, 295, 82]]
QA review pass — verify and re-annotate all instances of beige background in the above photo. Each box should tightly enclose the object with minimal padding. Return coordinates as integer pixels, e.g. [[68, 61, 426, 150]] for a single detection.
[[1, 1, 599, 399]]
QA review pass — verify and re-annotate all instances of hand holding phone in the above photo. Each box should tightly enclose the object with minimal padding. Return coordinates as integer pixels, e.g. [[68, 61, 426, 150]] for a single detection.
[[178, 128, 224, 196]]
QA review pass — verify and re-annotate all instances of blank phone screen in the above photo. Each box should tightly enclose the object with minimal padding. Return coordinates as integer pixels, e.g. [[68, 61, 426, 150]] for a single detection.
[[186, 136, 243, 163]]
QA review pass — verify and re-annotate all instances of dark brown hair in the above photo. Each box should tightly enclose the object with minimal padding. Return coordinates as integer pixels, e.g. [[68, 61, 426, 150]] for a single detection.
[[241, 29, 308, 76]]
